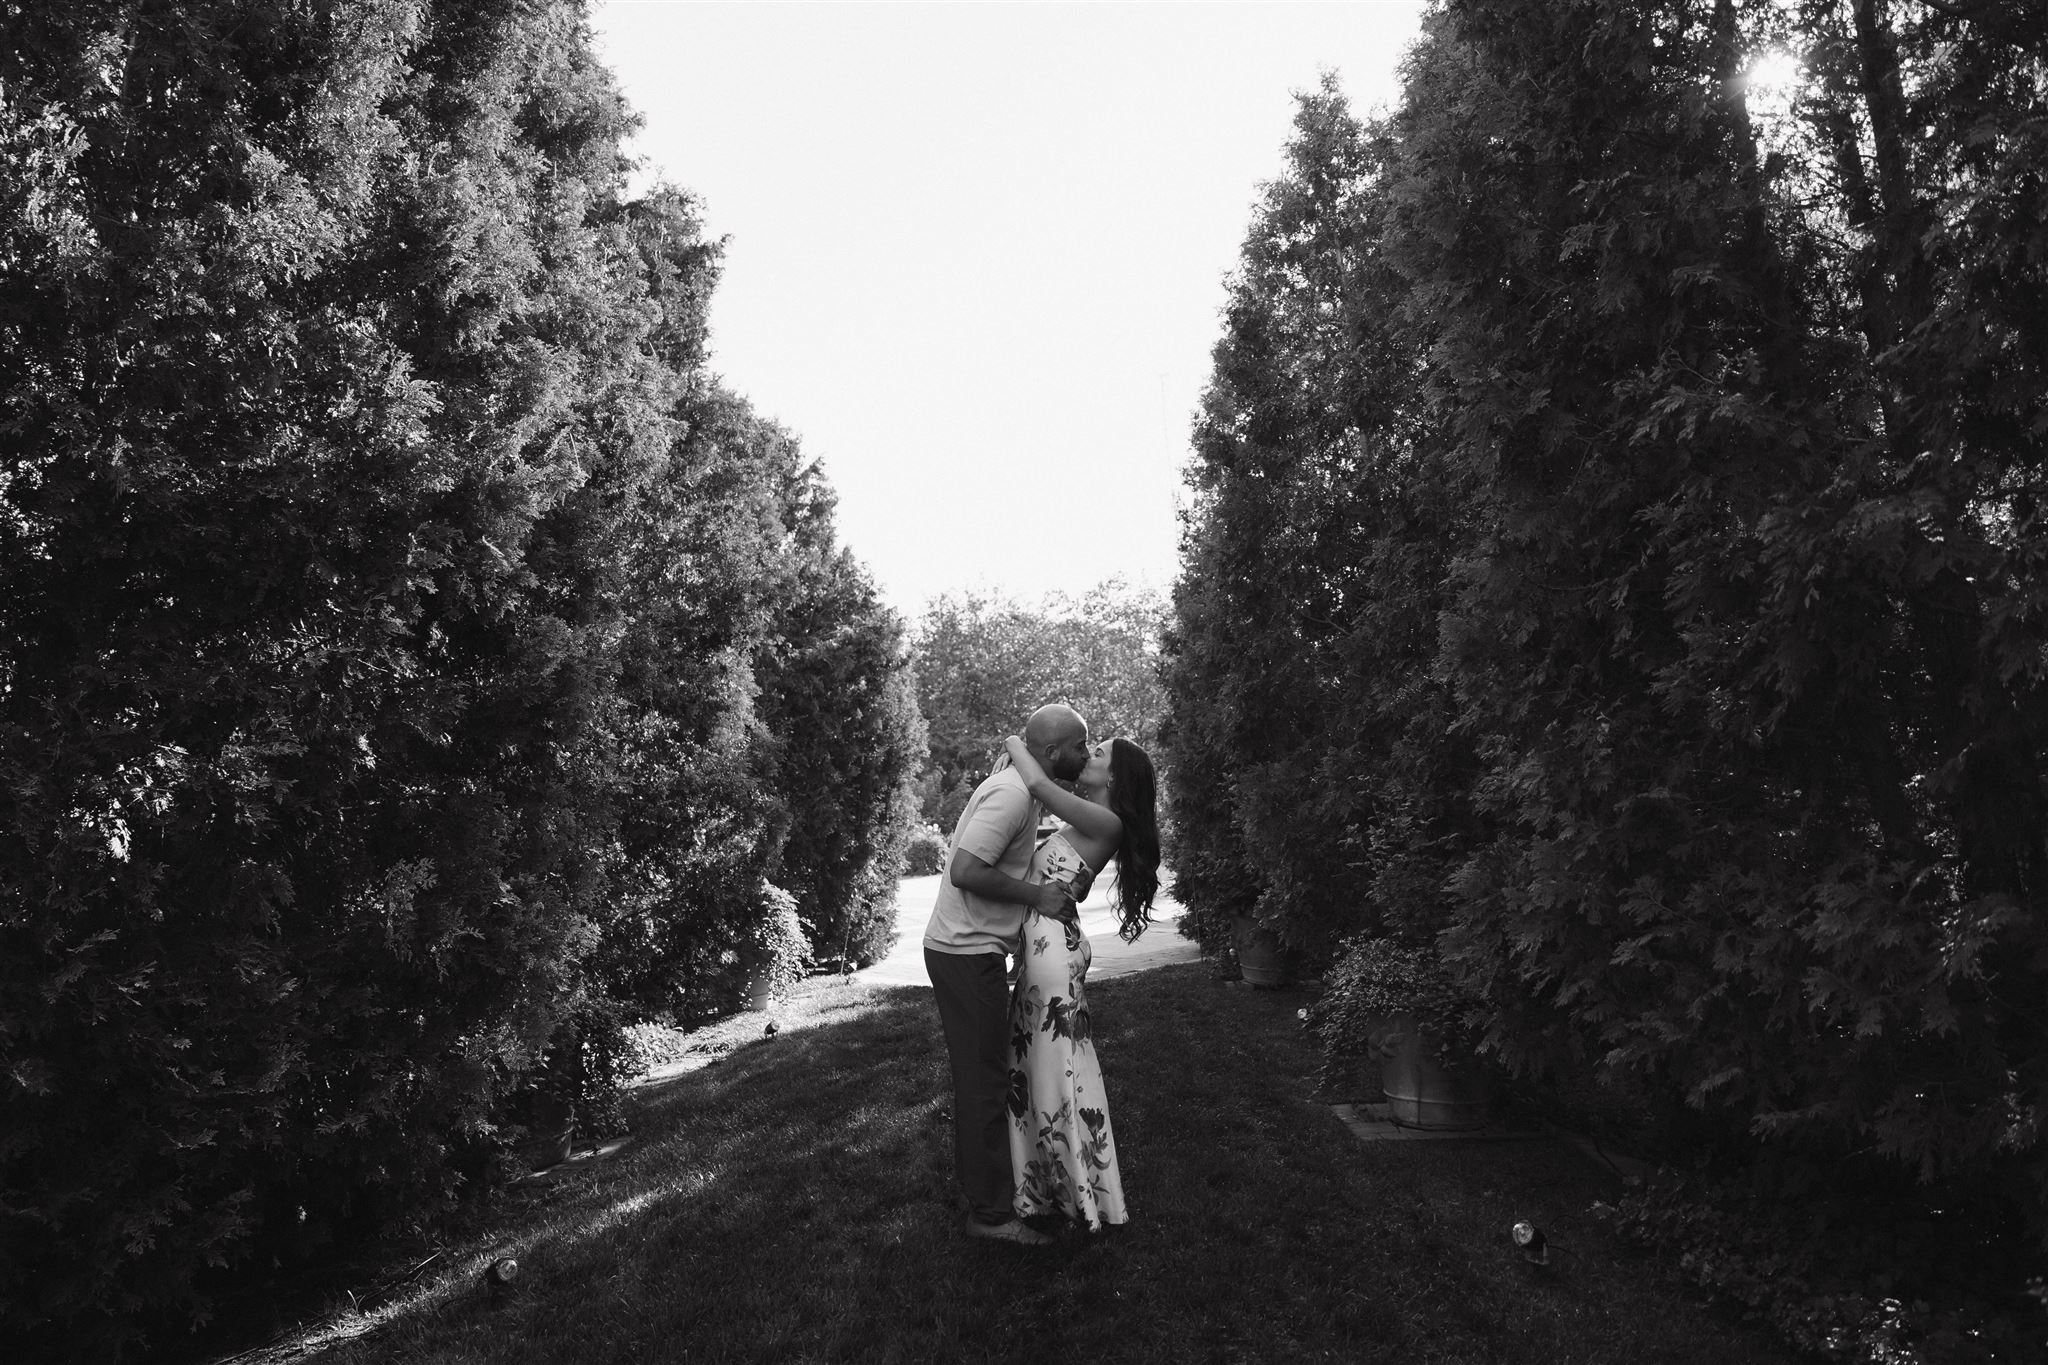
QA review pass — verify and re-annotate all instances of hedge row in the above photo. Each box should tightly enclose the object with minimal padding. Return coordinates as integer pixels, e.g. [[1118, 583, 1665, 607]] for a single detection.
[[1165, 1, 2046, 1351], [0, 4, 919, 1354]]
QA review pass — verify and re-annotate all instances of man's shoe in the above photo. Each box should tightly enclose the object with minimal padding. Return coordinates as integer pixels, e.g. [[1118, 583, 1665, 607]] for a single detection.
[[964, 1216, 1053, 1246]]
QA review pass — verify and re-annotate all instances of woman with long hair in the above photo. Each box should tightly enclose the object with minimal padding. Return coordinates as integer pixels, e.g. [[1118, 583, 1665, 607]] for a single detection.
[[995, 732, 1160, 1232]]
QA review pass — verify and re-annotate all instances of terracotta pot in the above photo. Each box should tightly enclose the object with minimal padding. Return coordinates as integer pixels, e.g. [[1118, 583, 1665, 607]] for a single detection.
[[1376, 1013, 1491, 1130], [1231, 915, 1291, 989]]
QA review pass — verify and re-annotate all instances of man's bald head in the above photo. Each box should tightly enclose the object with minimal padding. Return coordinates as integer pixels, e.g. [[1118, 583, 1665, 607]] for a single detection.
[[1023, 704, 1091, 782]]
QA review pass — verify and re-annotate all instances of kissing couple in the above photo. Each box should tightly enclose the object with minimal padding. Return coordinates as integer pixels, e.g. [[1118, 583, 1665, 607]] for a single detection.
[[921, 704, 1161, 1246]]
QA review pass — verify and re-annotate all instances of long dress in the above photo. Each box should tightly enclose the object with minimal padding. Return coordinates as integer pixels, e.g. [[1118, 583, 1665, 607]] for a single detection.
[[1006, 828, 1128, 1230]]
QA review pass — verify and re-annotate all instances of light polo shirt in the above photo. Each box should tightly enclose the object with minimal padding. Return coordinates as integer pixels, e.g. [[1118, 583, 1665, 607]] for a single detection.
[[921, 767, 1043, 957]]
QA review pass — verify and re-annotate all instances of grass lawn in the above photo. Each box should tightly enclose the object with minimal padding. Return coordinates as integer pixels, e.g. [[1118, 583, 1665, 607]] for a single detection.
[[213, 962, 1791, 1365]]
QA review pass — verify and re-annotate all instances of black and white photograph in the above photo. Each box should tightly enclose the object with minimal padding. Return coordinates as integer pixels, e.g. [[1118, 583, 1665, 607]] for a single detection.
[[3, 1, 2044, 1361]]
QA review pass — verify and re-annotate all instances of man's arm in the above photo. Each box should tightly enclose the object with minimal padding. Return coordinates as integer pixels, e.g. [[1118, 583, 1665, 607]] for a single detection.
[[948, 847, 1077, 925], [1001, 736, 1121, 844]]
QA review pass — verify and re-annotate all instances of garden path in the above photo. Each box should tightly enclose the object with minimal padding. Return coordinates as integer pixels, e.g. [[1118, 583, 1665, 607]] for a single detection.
[[855, 870, 1201, 988]]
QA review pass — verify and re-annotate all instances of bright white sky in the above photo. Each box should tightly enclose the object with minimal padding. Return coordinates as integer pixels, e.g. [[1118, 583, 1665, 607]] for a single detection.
[[590, 1, 1427, 619]]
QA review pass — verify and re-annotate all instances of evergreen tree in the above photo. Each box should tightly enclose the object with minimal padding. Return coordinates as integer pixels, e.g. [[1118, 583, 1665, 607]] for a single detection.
[[581, 379, 786, 1024], [1405, 0, 2048, 1206], [1163, 76, 1472, 957], [2, 2, 684, 1341], [0, 2, 920, 1348], [755, 456, 925, 968], [1169, 0, 2048, 1273]]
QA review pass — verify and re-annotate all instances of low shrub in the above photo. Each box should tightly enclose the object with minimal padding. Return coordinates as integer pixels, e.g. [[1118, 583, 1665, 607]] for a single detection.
[[1307, 934, 1478, 1083], [903, 824, 948, 877], [1167, 885, 1239, 956], [505, 996, 642, 1170], [834, 881, 900, 968], [1607, 1168, 2044, 1365]]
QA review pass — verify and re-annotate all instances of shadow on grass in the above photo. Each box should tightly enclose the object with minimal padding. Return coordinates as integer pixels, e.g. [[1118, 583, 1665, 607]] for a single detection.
[[215, 964, 1793, 1365]]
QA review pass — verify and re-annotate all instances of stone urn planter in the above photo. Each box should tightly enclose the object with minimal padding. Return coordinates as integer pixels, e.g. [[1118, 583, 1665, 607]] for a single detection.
[[1376, 1013, 1492, 1131], [521, 1025, 583, 1170], [742, 961, 775, 1012], [736, 880, 805, 1012], [522, 1091, 576, 1170], [1231, 915, 1291, 989]]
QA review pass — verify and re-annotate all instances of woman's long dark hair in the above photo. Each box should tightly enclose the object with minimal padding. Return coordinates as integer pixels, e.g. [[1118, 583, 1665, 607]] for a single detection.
[[1106, 738, 1160, 942]]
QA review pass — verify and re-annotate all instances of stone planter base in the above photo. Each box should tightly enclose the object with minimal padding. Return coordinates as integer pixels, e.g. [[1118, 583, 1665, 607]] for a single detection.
[[523, 1093, 575, 1170], [1377, 1014, 1491, 1131], [1231, 916, 1291, 988]]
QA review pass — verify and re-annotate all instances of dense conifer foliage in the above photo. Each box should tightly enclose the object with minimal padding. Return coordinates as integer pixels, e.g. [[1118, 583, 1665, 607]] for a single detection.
[[1161, 80, 1476, 958], [753, 447, 926, 969], [1167, 0, 2047, 1337], [0, 2, 918, 1351]]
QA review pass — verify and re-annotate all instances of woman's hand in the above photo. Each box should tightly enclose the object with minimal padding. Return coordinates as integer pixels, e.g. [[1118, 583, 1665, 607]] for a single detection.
[[1002, 735, 1054, 797]]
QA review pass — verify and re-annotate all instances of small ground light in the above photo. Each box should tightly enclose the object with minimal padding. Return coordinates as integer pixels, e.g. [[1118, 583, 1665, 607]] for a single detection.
[[1511, 1222, 1549, 1265], [486, 1258, 519, 1299]]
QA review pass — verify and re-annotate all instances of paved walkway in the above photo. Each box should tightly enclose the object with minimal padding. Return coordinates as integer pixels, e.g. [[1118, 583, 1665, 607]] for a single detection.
[[855, 870, 1202, 988]]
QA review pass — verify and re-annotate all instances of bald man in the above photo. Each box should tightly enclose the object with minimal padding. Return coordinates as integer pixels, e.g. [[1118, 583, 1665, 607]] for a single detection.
[[923, 703, 1091, 1246]]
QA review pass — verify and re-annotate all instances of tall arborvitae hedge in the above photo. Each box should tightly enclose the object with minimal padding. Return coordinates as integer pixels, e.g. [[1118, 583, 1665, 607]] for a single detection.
[[1167, 0, 2047, 1290], [753, 431, 927, 970], [1162, 79, 1475, 958], [0, 3, 919, 1353]]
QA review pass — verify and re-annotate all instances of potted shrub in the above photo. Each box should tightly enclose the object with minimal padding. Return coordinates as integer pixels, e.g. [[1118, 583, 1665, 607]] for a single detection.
[[733, 880, 811, 1012], [1310, 934, 1490, 1130], [513, 1002, 637, 1171], [515, 1018, 586, 1172], [1231, 913, 1292, 988], [518, 1062, 578, 1171]]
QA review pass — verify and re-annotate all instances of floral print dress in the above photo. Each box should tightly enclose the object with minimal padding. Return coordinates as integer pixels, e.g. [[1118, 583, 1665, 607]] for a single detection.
[[1007, 829, 1128, 1230]]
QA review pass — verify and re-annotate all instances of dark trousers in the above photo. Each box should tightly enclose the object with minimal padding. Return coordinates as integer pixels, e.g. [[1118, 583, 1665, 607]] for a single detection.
[[925, 948, 1014, 1223]]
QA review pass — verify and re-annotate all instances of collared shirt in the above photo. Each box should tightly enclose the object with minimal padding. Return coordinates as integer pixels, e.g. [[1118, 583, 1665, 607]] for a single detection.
[[921, 767, 1042, 956]]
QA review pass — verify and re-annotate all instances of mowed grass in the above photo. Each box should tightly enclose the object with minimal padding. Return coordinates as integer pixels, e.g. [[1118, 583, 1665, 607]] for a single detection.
[[223, 963, 1790, 1365]]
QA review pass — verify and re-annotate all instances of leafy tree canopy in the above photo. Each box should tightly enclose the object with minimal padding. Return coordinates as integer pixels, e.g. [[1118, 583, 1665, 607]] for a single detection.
[[912, 578, 1167, 828]]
